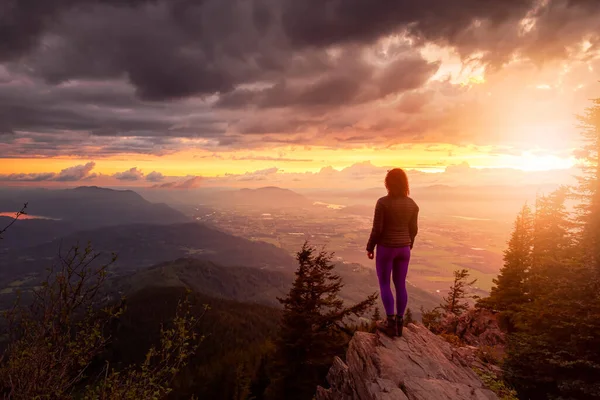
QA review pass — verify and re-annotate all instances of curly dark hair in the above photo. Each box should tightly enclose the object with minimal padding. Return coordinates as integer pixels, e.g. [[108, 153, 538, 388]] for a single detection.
[[385, 168, 409, 197]]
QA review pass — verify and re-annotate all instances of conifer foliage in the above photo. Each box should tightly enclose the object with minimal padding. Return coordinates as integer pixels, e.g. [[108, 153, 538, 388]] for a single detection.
[[372, 306, 381, 323], [442, 269, 477, 316], [477, 204, 533, 329], [420, 269, 477, 333], [403, 308, 414, 326], [479, 98, 600, 400], [0, 244, 200, 399], [267, 243, 377, 400]]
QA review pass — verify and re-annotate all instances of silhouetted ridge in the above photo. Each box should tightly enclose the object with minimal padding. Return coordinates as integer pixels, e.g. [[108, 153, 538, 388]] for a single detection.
[[0, 186, 188, 232], [107, 257, 290, 307]]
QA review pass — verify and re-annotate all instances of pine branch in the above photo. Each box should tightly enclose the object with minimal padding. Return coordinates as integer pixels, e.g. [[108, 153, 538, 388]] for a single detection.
[[0, 203, 28, 239]]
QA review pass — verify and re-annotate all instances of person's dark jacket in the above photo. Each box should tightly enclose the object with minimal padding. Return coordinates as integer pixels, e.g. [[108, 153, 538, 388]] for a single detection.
[[366, 195, 419, 253]]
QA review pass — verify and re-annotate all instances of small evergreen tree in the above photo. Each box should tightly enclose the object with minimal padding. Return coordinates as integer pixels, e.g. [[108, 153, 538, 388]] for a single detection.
[[403, 308, 414, 326], [420, 306, 444, 333], [267, 243, 377, 400], [372, 307, 381, 322], [442, 269, 477, 316]]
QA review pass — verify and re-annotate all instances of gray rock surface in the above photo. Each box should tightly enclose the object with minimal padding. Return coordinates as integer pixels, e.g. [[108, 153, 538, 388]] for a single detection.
[[316, 324, 498, 400]]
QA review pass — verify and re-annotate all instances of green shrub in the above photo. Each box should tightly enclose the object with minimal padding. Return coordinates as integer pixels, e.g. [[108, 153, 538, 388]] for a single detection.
[[473, 367, 518, 400]]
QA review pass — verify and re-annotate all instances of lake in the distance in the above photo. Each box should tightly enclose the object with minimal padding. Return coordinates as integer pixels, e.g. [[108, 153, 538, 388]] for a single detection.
[[0, 212, 59, 220]]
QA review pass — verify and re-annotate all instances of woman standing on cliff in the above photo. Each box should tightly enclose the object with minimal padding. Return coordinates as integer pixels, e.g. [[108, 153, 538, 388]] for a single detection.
[[366, 168, 419, 337]]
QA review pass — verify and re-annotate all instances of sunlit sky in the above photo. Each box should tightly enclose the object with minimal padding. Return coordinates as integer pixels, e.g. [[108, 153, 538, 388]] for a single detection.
[[1, 0, 599, 189]]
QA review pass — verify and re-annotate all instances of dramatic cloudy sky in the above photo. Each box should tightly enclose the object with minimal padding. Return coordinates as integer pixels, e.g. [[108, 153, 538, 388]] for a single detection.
[[1, 0, 599, 188]]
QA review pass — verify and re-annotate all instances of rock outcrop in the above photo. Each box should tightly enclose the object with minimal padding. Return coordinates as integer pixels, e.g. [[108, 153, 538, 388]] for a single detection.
[[316, 324, 499, 400], [442, 309, 505, 348]]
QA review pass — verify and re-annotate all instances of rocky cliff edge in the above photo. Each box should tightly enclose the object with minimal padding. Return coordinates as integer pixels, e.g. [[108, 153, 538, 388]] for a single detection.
[[316, 323, 499, 400]]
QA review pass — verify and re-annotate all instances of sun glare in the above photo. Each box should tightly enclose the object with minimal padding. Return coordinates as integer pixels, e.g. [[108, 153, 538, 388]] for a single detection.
[[509, 152, 576, 171]]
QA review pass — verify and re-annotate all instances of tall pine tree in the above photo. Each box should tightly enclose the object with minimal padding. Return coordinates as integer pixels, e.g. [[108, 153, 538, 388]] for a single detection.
[[478, 204, 533, 319], [504, 98, 600, 400], [532, 187, 573, 266], [266, 243, 377, 400], [575, 97, 600, 269], [527, 187, 574, 301]]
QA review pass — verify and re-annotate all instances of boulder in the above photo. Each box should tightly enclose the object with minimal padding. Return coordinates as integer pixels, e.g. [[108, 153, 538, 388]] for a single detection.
[[316, 324, 498, 400], [454, 309, 505, 348]]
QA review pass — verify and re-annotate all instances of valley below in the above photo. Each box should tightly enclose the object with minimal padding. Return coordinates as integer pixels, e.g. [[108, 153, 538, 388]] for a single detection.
[[191, 192, 512, 297], [0, 184, 536, 316]]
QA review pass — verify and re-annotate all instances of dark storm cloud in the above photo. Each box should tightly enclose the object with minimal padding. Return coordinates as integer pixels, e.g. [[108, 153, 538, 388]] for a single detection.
[[0, 77, 230, 156], [0, 0, 156, 61], [6, 0, 596, 104], [1, 132, 168, 158], [0, 0, 599, 157], [281, 0, 535, 48], [2, 0, 538, 72], [218, 54, 439, 110], [279, 0, 599, 66], [8, 1, 283, 101], [0, 80, 224, 137]]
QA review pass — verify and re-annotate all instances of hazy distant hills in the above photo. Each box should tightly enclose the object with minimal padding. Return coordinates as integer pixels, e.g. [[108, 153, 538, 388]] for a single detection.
[[204, 186, 313, 209], [0, 186, 188, 229], [308, 183, 565, 221], [331, 183, 562, 203], [0, 217, 78, 250], [0, 220, 439, 314], [0, 222, 295, 284], [109, 257, 439, 316], [0, 184, 440, 317], [0, 186, 190, 251]]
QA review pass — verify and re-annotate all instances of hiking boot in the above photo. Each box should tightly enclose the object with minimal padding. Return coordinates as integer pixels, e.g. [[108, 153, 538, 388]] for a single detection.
[[376, 315, 397, 337], [396, 316, 404, 337]]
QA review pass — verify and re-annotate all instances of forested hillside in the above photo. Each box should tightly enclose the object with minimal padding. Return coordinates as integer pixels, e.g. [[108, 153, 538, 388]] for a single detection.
[[477, 98, 600, 400]]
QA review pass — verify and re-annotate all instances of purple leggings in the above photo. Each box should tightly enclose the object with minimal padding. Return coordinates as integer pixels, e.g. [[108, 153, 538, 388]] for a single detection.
[[376, 245, 411, 317]]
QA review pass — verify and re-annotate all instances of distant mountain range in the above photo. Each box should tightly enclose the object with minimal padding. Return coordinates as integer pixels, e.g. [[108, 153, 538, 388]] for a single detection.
[[305, 183, 565, 221], [343, 183, 564, 203], [0, 185, 439, 318], [200, 186, 313, 209], [0, 221, 439, 313], [0, 186, 189, 250], [0, 222, 296, 287], [0, 185, 188, 227]]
